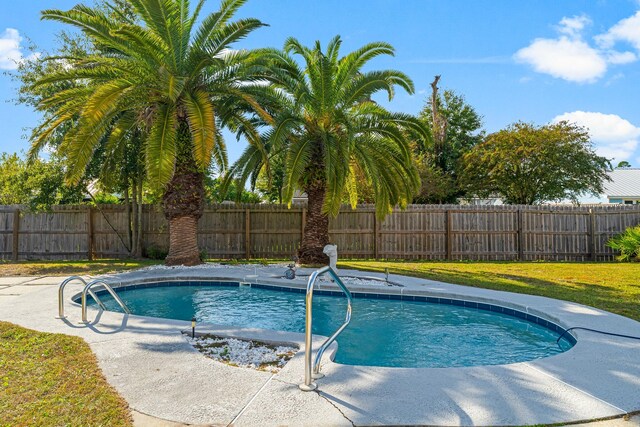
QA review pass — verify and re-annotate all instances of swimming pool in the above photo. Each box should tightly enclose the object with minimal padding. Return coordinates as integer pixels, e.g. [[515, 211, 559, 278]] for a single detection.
[[88, 282, 574, 368]]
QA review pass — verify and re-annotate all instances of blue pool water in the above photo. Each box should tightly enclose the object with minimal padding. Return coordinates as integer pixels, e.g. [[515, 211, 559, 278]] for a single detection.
[[91, 284, 574, 368]]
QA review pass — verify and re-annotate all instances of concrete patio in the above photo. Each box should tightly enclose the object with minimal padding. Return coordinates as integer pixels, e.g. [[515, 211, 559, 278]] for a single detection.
[[1, 266, 639, 426]]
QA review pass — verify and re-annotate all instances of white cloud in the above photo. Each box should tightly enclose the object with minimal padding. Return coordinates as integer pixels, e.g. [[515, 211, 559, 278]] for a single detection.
[[557, 15, 591, 38], [604, 72, 625, 87], [516, 12, 640, 83], [0, 28, 37, 70], [552, 111, 640, 162], [605, 50, 637, 64], [515, 37, 606, 83], [595, 11, 640, 50], [0, 28, 24, 70]]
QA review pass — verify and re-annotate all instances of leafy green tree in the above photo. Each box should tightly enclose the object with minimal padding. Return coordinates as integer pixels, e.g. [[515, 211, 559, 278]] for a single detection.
[[255, 156, 286, 204], [415, 82, 484, 203], [225, 36, 424, 263], [12, 13, 154, 256], [419, 89, 484, 171], [29, 0, 270, 265], [412, 153, 456, 204], [0, 153, 85, 210], [617, 161, 632, 168], [205, 177, 262, 203], [460, 121, 611, 205]]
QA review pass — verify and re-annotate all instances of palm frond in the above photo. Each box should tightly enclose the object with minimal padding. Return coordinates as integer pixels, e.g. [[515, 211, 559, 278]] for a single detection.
[[326, 35, 342, 63], [345, 165, 359, 209], [335, 41, 394, 89], [343, 70, 414, 105], [82, 80, 133, 124], [283, 136, 313, 206], [62, 115, 114, 185], [101, 113, 140, 188], [28, 113, 76, 160], [146, 103, 177, 189], [192, 0, 250, 48], [220, 143, 262, 196], [184, 89, 216, 169], [201, 19, 266, 58]]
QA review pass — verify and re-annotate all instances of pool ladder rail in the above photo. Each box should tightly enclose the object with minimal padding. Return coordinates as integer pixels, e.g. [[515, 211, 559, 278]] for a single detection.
[[300, 266, 353, 391], [57, 276, 131, 323]]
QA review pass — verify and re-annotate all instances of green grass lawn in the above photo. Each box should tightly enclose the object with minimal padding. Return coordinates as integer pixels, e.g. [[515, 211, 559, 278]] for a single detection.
[[0, 321, 132, 427], [0, 259, 161, 276], [339, 260, 640, 322]]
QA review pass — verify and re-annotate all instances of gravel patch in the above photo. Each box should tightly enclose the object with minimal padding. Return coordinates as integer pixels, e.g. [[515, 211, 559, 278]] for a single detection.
[[140, 262, 288, 271], [186, 334, 297, 373]]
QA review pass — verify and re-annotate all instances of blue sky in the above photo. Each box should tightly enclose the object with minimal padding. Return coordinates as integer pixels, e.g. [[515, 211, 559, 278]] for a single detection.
[[1, 0, 639, 168]]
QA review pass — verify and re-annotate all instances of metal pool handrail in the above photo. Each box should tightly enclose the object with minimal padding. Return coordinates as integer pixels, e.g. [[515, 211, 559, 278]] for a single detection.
[[57, 276, 107, 319], [81, 279, 131, 323], [299, 266, 353, 391]]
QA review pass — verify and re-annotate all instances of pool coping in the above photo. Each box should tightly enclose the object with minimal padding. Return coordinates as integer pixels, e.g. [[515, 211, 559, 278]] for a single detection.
[[2, 265, 639, 426]]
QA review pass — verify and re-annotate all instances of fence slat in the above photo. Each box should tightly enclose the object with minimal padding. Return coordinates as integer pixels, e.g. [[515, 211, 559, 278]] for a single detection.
[[87, 207, 94, 261], [245, 209, 251, 260]]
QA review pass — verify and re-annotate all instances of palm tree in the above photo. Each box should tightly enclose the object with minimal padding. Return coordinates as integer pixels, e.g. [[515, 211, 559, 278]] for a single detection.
[[225, 36, 425, 264], [30, 0, 271, 265]]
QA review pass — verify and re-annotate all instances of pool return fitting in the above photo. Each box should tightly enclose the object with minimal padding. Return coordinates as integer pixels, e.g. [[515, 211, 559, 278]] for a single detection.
[[299, 265, 352, 391]]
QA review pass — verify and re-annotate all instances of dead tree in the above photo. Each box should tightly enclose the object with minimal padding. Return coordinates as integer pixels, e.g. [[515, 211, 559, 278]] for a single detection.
[[430, 75, 448, 171]]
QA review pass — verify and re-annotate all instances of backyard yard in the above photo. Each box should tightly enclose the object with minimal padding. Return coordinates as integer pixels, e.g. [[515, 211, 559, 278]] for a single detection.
[[0, 0, 639, 424]]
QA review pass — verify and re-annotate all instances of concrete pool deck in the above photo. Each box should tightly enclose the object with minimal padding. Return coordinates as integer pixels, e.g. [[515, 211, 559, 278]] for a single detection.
[[0, 265, 639, 426]]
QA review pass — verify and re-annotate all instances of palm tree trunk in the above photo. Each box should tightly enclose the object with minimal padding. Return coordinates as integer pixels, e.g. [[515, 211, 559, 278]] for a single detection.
[[162, 156, 205, 266], [298, 182, 330, 264]]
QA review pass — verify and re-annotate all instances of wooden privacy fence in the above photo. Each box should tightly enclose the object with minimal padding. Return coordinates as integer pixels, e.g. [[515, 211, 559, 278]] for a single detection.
[[1, 203, 640, 261]]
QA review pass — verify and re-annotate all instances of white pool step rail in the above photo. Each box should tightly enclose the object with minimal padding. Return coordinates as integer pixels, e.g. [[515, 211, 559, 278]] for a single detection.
[[57, 276, 130, 323], [300, 266, 353, 391], [57, 276, 106, 318], [81, 279, 130, 322]]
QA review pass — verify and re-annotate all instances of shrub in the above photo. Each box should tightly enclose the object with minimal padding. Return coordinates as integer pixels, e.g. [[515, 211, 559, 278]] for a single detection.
[[607, 225, 640, 261], [144, 245, 168, 260]]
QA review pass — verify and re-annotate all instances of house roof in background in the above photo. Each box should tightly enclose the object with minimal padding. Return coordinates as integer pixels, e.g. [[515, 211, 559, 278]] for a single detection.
[[604, 169, 640, 198]]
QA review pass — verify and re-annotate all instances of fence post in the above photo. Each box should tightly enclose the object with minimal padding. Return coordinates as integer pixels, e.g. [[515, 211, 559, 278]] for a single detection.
[[445, 210, 452, 260], [517, 209, 524, 261], [301, 208, 306, 245], [87, 207, 94, 261], [12, 209, 19, 261], [589, 209, 596, 261], [373, 212, 379, 259], [245, 208, 251, 260]]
